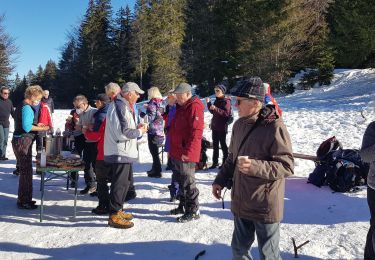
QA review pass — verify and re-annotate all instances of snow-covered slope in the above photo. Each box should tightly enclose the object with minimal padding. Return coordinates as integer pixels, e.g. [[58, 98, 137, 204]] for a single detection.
[[0, 69, 374, 259]]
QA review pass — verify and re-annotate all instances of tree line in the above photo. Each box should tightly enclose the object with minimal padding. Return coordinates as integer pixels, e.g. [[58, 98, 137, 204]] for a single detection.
[[1, 0, 374, 106]]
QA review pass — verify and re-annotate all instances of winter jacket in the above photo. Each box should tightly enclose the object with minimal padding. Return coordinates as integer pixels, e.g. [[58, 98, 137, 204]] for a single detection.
[[164, 104, 176, 152], [77, 105, 97, 143], [360, 121, 375, 190], [146, 98, 165, 137], [0, 97, 14, 128], [207, 96, 232, 132], [65, 109, 82, 137], [169, 96, 204, 163], [38, 102, 53, 128], [92, 104, 109, 132], [104, 94, 142, 163], [85, 119, 106, 161], [13, 102, 35, 137], [42, 96, 54, 114], [264, 87, 282, 117], [213, 106, 294, 223]]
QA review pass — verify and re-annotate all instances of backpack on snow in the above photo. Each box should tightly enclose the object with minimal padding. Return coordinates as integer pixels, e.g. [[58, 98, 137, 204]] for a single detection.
[[307, 136, 342, 187], [326, 149, 368, 192], [307, 137, 369, 192]]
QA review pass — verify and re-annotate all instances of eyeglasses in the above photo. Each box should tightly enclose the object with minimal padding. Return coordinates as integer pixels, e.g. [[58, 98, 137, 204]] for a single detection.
[[236, 98, 256, 106], [1, 92, 10, 95], [214, 89, 221, 93]]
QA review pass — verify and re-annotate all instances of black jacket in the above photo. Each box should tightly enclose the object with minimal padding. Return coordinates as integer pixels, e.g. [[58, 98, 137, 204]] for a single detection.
[[41, 96, 54, 113], [0, 97, 14, 128]]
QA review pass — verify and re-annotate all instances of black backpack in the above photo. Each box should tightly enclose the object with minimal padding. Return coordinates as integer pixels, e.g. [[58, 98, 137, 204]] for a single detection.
[[307, 136, 342, 187], [326, 149, 368, 192], [307, 137, 368, 192]]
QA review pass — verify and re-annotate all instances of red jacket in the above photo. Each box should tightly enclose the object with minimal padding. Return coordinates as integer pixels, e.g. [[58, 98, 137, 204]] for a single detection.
[[39, 102, 53, 128], [85, 119, 106, 161], [169, 96, 204, 163]]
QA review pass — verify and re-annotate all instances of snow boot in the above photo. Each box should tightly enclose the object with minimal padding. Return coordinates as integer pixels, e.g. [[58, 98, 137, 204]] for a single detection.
[[177, 211, 200, 223], [108, 211, 134, 229]]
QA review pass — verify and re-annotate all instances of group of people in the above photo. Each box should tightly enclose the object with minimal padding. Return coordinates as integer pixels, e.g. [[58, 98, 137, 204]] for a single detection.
[[6, 76, 375, 259], [1, 78, 294, 259]]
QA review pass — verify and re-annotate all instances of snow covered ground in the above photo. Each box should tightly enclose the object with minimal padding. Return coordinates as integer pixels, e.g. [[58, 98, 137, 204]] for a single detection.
[[0, 68, 374, 259]]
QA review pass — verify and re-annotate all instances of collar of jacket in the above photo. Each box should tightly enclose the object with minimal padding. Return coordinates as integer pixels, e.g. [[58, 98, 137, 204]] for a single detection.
[[94, 103, 109, 116], [239, 105, 279, 125], [177, 95, 199, 110]]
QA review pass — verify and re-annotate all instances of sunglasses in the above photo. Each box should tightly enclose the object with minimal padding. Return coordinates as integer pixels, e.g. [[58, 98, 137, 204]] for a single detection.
[[1, 92, 10, 95], [214, 89, 221, 92], [236, 98, 256, 106]]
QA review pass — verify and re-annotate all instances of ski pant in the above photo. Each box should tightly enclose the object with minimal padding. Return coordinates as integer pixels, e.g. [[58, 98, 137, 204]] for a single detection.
[[0, 125, 9, 158], [212, 130, 228, 165], [171, 158, 199, 213], [109, 163, 131, 214], [231, 216, 281, 260], [12, 136, 34, 204], [126, 164, 136, 197], [148, 134, 161, 173], [365, 186, 375, 259], [82, 142, 97, 188], [95, 160, 111, 209]]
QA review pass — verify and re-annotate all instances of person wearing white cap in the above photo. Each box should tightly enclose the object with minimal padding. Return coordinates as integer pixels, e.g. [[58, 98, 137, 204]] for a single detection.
[[104, 82, 148, 229]]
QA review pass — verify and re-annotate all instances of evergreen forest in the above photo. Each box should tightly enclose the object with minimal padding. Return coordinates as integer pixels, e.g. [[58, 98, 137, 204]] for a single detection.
[[1, 0, 374, 106]]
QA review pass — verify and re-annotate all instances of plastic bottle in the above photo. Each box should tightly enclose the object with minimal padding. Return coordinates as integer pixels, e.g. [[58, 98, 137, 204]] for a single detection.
[[40, 148, 46, 167]]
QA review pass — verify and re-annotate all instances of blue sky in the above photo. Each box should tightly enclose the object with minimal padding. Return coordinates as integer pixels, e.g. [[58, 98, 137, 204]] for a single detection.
[[0, 0, 135, 78]]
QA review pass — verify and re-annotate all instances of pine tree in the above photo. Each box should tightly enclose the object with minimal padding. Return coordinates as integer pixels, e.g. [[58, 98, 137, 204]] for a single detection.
[[11, 76, 28, 106], [42, 60, 57, 92], [113, 5, 134, 84], [148, 0, 186, 93], [56, 36, 79, 103], [26, 70, 34, 86], [130, 0, 153, 89], [328, 0, 375, 68], [75, 0, 115, 99], [32, 65, 44, 85], [0, 14, 18, 86]]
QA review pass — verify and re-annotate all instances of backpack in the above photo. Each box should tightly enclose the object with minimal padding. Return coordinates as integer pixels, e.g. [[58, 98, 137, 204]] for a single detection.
[[226, 108, 234, 125], [196, 137, 211, 170], [307, 136, 342, 187], [307, 137, 368, 192], [326, 149, 368, 192], [316, 136, 342, 160]]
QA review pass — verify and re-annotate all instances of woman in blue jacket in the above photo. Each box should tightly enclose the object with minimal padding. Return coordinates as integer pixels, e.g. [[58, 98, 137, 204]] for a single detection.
[[12, 85, 50, 209]]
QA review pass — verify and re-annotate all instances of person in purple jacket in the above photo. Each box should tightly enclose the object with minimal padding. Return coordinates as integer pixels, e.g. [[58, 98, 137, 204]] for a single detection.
[[144, 87, 165, 178], [205, 84, 232, 169]]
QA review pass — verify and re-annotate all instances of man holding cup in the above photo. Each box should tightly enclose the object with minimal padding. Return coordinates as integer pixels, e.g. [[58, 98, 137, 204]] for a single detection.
[[212, 77, 294, 260], [104, 82, 148, 229]]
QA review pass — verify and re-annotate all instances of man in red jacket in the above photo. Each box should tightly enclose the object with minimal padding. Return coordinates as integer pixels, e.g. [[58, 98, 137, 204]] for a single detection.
[[169, 83, 204, 222]]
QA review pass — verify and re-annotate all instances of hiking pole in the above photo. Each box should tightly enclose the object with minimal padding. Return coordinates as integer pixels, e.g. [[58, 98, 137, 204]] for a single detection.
[[292, 237, 310, 258]]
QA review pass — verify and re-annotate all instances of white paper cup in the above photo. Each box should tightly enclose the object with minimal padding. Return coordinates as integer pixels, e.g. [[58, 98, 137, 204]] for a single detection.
[[238, 155, 248, 161]]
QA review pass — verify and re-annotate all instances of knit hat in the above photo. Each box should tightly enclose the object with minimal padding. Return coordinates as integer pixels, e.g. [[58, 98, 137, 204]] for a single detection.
[[231, 77, 264, 102], [215, 84, 227, 94]]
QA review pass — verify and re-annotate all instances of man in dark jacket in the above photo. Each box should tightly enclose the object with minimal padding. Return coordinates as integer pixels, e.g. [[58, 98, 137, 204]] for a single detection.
[[0, 87, 14, 160], [212, 77, 294, 260], [41, 90, 54, 114], [360, 119, 375, 259], [205, 84, 232, 169], [169, 83, 204, 223]]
